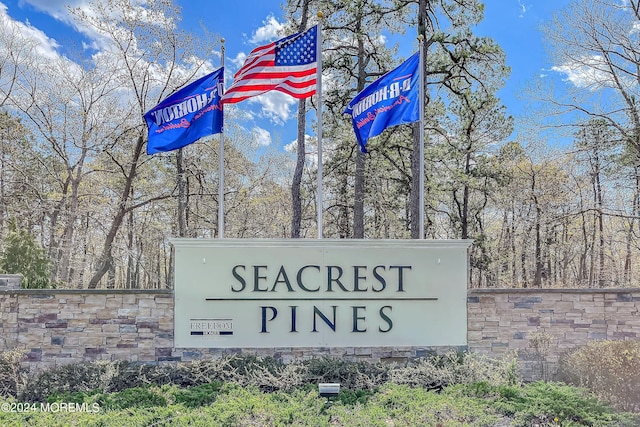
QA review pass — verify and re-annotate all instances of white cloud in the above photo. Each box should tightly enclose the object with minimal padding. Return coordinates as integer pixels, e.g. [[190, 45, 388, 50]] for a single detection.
[[284, 140, 297, 153], [248, 91, 297, 125], [284, 134, 318, 165], [230, 51, 246, 69], [17, 0, 108, 48], [249, 15, 285, 44], [18, 0, 179, 54], [517, 0, 527, 18], [251, 127, 272, 146], [0, 2, 61, 61], [19, 0, 86, 22], [551, 55, 615, 90]]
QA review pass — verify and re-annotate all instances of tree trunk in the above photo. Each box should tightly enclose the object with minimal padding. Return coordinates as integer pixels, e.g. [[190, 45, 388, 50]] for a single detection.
[[291, 99, 306, 238], [88, 134, 144, 289], [352, 4, 367, 238], [411, 0, 428, 239], [461, 152, 471, 239], [354, 151, 365, 238], [177, 148, 187, 237], [126, 199, 135, 289], [290, 2, 310, 238], [624, 166, 639, 284], [534, 203, 543, 287], [410, 124, 421, 238], [338, 170, 350, 238], [593, 149, 606, 287]]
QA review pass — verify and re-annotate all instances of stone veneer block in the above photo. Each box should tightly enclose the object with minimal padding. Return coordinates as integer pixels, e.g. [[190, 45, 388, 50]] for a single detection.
[[138, 298, 157, 308], [83, 294, 107, 306], [121, 294, 138, 304], [105, 296, 124, 308]]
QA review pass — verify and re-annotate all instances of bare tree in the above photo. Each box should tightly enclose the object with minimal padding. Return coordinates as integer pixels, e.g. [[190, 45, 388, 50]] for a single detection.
[[0, 15, 39, 108], [542, 0, 640, 157], [65, 0, 219, 288]]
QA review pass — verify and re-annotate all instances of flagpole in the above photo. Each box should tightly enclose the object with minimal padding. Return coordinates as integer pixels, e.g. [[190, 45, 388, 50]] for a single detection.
[[219, 38, 226, 239], [316, 16, 323, 239], [418, 34, 425, 239]]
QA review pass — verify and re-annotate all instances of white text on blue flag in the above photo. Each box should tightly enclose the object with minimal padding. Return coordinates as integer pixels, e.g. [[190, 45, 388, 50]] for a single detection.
[[344, 52, 420, 153], [145, 68, 224, 155]]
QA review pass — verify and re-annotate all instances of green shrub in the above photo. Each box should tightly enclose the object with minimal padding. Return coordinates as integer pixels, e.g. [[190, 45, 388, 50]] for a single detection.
[[3, 381, 638, 426], [172, 381, 223, 408], [332, 388, 375, 406], [357, 383, 502, 427], [447, 381, 639, 426], [0, 220, 53, 289], [97, 386, 166, 410], [46, 389, 102, 405], [559, 340, 640, 412], [507, 382, 637, 426]]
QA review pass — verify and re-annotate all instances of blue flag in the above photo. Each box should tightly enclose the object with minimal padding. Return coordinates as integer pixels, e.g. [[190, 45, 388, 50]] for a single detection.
[[145, 68, 224, 155], [344, 52, 420, 153]]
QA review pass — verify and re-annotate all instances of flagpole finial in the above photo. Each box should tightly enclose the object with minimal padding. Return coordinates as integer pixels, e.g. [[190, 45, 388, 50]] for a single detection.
[[417, 34, 424, 42], [317, 11, 323, 19], [220, 38, 225, 67]]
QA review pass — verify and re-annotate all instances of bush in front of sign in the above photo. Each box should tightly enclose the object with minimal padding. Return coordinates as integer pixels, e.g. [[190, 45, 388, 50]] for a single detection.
[[388, 350, 519, 391], [304, 357, 389, 391], [172, 381, 223, 408], [442, 380, 633, 427], [15, 351, 519, 404], [20, 361, 110, 402]]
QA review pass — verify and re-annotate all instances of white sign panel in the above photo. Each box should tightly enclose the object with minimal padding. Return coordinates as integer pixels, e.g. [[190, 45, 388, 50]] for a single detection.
[[172, 239, 471, 348]]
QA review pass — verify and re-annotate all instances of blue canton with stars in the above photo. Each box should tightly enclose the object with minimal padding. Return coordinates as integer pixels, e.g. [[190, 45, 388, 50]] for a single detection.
[[275, 26, 317, 66]]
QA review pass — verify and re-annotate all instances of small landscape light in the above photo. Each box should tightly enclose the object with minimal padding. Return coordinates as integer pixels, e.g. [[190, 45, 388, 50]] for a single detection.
[[318, 382, 340, 400]]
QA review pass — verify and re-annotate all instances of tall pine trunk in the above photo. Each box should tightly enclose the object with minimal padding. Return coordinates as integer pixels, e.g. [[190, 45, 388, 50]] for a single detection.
[[290, 0, 310, 238]]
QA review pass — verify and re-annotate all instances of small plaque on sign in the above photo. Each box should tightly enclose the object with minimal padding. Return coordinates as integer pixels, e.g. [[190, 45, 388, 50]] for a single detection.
[[190, 319, 234, 337]]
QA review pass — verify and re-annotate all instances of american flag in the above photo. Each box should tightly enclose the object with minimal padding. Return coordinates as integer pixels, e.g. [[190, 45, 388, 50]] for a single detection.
[[221, 25, 318, 104]]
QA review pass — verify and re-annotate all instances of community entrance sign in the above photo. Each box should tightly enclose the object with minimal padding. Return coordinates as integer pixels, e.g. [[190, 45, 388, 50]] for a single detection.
[[172, 239, 471, 348]]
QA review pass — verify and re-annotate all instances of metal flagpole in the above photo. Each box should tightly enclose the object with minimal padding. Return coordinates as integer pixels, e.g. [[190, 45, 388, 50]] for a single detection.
[[418, 34, 425, 239], [219, 39, 226, 239], [316, 17, 323, 239]]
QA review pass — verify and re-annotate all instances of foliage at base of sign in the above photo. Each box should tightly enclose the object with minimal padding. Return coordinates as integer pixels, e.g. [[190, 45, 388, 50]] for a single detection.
[[1, 381, 637, 427], [0, 349, 638, 426]]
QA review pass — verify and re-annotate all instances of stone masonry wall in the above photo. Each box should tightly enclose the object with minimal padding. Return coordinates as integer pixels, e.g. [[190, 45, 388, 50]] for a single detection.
[[467, 288, 640, 380], [1, 288, 639, 379], [3, 290, 174, 371]]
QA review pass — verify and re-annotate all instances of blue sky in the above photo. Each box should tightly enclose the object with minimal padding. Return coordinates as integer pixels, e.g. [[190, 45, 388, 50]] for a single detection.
[[0, 0, 575, 149]]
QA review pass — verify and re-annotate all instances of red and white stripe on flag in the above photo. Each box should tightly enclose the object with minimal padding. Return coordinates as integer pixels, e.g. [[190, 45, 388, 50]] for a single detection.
[[221, 25, 318, 104]]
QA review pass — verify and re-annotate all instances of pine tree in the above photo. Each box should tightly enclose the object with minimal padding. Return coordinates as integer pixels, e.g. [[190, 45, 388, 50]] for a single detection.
[[0, 220, 52, 289]]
